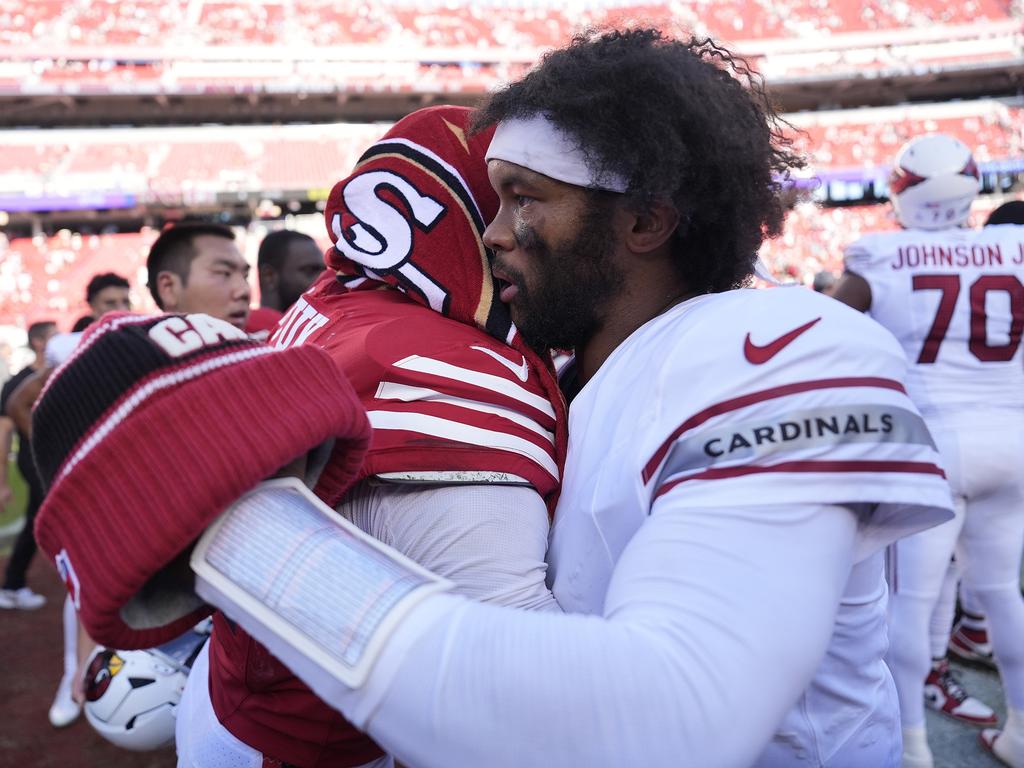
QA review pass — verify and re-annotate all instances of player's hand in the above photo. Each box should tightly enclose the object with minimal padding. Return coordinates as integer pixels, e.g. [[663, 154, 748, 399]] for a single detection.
[[0, 482, 12, 509]]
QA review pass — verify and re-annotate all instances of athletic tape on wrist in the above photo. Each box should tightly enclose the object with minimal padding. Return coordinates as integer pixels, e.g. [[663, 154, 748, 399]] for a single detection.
[[191, 477, 452, 689]]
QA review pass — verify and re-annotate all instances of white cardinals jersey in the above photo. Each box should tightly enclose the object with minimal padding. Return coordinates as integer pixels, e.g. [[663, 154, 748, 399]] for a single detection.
[[548, 286, 953, 766], [845, 223, 1024, 415]]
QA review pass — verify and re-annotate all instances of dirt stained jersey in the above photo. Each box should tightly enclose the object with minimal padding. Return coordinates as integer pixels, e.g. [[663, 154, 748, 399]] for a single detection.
[[845, 223, 1024, 414], [547, 286, 953, 766]]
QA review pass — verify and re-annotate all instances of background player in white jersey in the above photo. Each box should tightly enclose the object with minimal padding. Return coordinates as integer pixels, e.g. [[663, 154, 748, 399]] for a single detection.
[[833, 135, 1024, 767], [37, 29, 953, 768], [948, 198, 1024, 672]]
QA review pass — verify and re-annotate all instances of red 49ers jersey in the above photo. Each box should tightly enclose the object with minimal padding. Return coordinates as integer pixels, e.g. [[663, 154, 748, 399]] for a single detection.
[[273, 276, 562, 506], [208, 274, 566, 768]]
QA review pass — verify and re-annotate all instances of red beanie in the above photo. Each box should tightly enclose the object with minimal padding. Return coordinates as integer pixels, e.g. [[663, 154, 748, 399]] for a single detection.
[[32, 312, 370, 649]]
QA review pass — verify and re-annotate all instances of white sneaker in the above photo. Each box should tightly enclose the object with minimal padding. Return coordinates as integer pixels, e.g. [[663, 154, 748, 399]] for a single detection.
[[0, 587, 46, 610], [48, 675, 81, 728]]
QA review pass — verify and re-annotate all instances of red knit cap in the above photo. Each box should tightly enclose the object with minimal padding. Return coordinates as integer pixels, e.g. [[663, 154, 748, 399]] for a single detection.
[[32, 312, 370, 649]]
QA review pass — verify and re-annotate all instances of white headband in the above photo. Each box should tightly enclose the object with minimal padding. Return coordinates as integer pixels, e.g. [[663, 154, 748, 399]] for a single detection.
[[485, 114, 628, 193]]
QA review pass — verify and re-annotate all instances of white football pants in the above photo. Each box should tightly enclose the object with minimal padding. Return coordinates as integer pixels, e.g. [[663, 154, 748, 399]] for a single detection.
[[886, 409, 1024, 728]]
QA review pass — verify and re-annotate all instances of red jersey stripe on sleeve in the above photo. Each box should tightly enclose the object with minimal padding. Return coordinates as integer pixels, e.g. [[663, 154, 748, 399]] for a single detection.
[[641, 377, 908, 483], [653, 459, 946, 500]]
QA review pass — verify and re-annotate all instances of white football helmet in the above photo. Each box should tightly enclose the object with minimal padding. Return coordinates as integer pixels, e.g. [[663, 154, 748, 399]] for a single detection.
[[889, 134, 981, 231], [83, 627, 207, 751]]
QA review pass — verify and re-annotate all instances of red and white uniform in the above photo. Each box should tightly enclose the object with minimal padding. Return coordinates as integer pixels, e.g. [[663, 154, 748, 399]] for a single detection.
[[196, 280, 562, 768], [846, 223, 1024, 742], [845, 224, 1024, 415], [545, 286, 950, 766], [278, 283, 560, 502], [236, 287, 953, 768]]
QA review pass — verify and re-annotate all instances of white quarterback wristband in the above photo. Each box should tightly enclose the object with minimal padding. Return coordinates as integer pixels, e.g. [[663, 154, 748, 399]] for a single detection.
[[191, 477, 452, 692]]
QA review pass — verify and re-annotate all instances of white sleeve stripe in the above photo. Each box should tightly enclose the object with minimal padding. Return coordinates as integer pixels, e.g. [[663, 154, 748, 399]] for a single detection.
[[375, 382, 554, 443], [653, 440, 945, 499], [367, 410, 559, 480], [654, 458, 946, 501], [393, 355, 556, 420]]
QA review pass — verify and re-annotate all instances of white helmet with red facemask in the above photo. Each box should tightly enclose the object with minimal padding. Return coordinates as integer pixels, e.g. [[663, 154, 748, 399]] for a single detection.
[[889, 134, 981, 231]]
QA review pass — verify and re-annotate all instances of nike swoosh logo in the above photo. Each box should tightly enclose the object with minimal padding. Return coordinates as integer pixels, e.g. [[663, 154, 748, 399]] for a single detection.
[[743, 316, 821, 365], [470, 345, 529, 382]]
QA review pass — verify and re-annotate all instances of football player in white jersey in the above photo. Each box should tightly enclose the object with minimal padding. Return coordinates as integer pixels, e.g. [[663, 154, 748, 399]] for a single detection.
[[156, 30, 954, 768], [948, 199, 1024, 672], [833, 136, 1024, 767]]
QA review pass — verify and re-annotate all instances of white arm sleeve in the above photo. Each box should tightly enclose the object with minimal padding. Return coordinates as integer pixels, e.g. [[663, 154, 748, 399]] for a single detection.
[[339, 481, 559, 612], [347, 499, 858, 768]]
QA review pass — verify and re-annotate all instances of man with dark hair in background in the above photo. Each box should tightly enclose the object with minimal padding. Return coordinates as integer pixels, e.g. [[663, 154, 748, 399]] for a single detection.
[[84, 272, 131, 317], [146, 222, 251, 329], [986, 199, 1024, 226], [4, 271, 131, 439], [257, 229, 324, 312], [0, 320, 56, 609], [245, 230, 324, 339], [812, 269, 837, 294]]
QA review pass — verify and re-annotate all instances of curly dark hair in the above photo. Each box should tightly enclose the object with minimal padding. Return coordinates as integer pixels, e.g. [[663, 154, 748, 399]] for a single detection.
[[472, 28, 803, 294]]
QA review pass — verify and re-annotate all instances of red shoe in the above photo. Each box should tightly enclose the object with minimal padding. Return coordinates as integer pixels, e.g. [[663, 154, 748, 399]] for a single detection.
[[949, 620, 997, 670], [924, 658, 997, 726]]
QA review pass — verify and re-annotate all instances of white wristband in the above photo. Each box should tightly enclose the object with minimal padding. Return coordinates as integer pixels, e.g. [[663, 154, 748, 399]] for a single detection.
[[191, 477, 452, 691]]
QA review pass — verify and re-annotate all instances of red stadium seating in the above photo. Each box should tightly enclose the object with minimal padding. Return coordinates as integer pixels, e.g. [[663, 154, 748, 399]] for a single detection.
[[3, 195, 1013, 328], [0, 231, 157, 327], [1, 0, 1015, 94], [788, 102, 1023, 168], [759, 203, 897, 283], [0, 0, 1015, 53], [1, 99, 1016, 201], [0, 143, 67, 176]]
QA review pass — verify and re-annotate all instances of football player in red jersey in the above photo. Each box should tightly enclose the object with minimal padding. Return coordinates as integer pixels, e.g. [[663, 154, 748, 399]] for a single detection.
[[174, 106, 568, 768], [257, 229, 325, 312]]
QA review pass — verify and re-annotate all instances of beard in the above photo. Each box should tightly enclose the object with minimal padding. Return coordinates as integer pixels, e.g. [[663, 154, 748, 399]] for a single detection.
[[498, 199, 624, 353]]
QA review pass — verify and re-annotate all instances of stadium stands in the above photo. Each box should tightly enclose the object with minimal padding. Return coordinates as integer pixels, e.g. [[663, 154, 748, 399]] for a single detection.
[[0, 215, 334, 328], [759, 203, 896, 283], [0, 0, 1019, 91], [0, 98, 1017, 201], [787, 100, 1024, 168], [1, 0, 1014, 49], [0, 231, 156, 326]]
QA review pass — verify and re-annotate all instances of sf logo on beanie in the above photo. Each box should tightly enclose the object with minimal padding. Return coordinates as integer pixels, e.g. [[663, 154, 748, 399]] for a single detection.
[[149, 314, 248, 358]]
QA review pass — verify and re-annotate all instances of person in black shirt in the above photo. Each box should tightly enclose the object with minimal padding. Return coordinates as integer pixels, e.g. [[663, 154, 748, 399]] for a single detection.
[[0, 320, 56, 609]]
